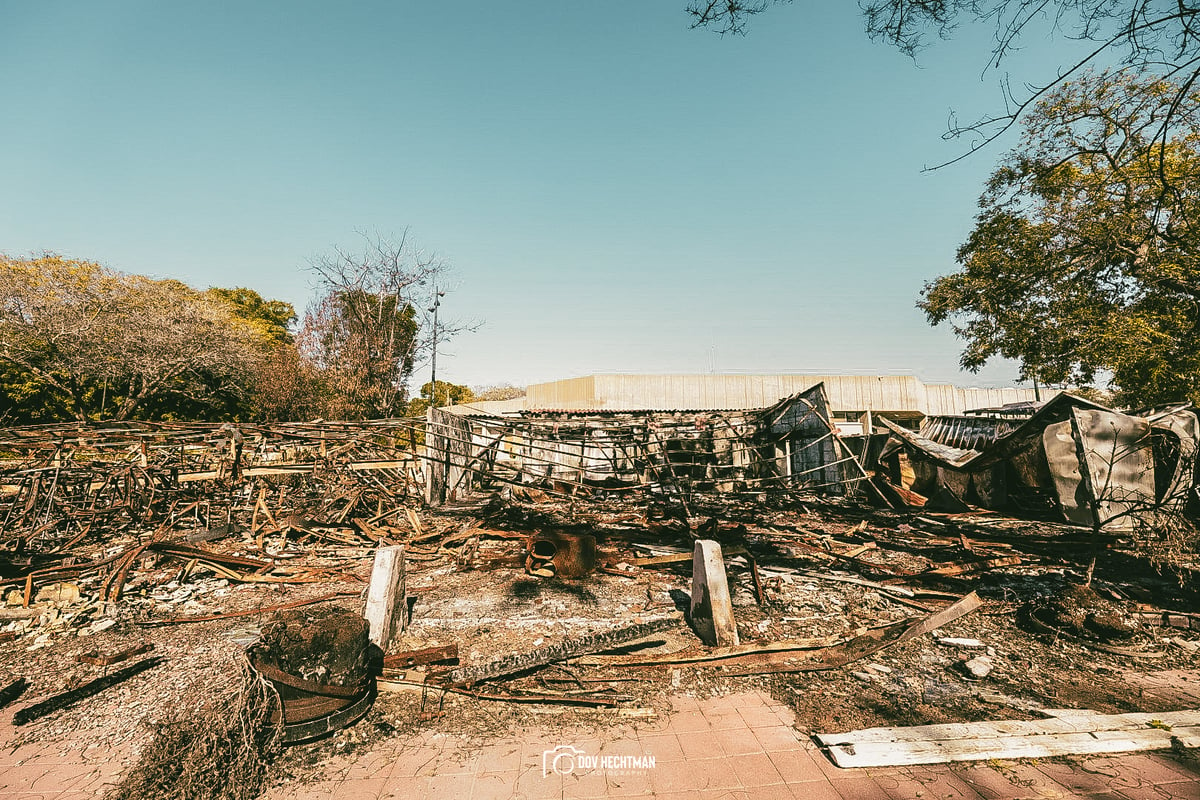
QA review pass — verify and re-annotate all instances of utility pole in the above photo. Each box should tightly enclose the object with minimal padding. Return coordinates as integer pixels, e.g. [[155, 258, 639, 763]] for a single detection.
[[427, 287, 445, 406]]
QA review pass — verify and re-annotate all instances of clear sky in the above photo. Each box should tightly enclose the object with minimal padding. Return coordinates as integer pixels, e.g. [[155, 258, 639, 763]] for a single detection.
[[0, 2, 1096, 393]]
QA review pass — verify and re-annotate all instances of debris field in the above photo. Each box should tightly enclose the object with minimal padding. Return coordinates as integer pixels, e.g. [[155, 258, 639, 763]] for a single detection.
[[0, 411, 1198, 796]]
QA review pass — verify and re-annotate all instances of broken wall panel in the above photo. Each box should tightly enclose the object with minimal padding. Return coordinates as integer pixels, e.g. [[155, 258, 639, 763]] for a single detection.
[[1043, 420, 1093, 527], [1071, 408, 1156, 531], [424, 408, 474, 505], [1149, 409, 1199, 508], [423, 382, 868, 505], [763, 383, 864, 495], [879, 393, 1200, 529]]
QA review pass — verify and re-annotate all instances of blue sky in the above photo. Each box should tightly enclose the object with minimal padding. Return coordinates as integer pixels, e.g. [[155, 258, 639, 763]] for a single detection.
[[0, 2, 1094, 392]]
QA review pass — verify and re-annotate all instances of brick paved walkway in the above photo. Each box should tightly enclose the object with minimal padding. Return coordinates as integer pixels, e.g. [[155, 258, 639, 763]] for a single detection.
[[5, 690, 1200, 799]]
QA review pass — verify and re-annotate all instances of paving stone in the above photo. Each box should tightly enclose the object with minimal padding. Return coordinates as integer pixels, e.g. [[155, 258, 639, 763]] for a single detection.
[[951, 763, 1044, 799], [1036, 759, 1130, 794], [871, 766, 985, 800], [639, 732, 686, 762], [678, 733, 726, 761], [829, 774, 894, 800], [727, 752, 786, 787], [651, 758, 705, 794], [603, 768, 653, 796], [767, 749, 833, 784], [712, 726, 764, 756], [10, 687, 1200, 800], [424, 771, 476, 800], [753, 724, 807, 752], [688, 756, 743, 791], [331, 776, 388, 799], [781, 780, 845, 800]]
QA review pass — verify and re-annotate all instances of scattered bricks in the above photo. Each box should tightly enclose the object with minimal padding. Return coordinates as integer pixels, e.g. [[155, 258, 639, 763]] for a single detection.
[[690, 539, 739, 647]]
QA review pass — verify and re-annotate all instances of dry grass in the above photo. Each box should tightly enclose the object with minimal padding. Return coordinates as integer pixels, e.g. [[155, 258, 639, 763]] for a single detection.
[[106, 662, 282, 800]]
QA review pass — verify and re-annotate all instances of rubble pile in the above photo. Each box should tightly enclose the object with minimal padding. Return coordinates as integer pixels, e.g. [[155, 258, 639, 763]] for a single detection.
[[0, 413, 1197, 796]]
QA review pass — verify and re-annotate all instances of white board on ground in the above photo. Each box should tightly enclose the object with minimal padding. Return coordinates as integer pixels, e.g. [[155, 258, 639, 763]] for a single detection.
[[815, 709, 1200, 768]]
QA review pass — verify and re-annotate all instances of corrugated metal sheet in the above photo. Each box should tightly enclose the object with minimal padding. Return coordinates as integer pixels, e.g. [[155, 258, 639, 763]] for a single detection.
[[439, 398, 527, 417], [525, 375, 596, 410], [920, 414, 1033, 450], [524, 374, 1041, 416]]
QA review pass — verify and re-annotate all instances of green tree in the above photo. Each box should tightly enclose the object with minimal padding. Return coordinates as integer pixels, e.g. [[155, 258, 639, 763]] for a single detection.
[[206, 287, 296, 345], [473, 384, 525, 401], [0, 255, 281, 421], [406, 381, 476, 416], [0, 361, 73, 424], [919, 73, 1200, 407]]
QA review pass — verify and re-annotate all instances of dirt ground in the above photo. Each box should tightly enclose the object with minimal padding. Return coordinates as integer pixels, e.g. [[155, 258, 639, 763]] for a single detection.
[[2, 492, 1199, 789]]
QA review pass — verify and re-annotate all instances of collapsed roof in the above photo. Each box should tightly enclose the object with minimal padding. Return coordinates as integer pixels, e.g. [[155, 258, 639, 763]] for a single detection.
[[876, 394, 1199, 530]]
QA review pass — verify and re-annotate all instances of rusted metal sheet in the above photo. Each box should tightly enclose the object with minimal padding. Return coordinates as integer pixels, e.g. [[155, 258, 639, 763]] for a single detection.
[[526, 531, 597, 578], [1071, 408, 1156, 530], [876, 392, 1197, 528], [1043, 420, 1093, 527], [381, 644, 459, 670], [248, 649, 375, 745], [878, 417, 979, 468], [920, 414, 1026, 451]]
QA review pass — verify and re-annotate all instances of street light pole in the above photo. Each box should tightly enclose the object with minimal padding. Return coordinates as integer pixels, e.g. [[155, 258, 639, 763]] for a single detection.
[[427, 288, 445, 406]]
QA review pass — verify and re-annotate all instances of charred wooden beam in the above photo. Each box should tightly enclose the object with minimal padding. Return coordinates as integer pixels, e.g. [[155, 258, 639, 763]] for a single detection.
[[445, 618, 679, 686], [13, 656, 164, 725]]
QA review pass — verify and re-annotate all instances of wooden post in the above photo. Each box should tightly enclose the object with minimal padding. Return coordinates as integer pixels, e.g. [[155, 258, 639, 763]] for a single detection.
[[690, 540, 739, 647], [363, 545, 407, 651]]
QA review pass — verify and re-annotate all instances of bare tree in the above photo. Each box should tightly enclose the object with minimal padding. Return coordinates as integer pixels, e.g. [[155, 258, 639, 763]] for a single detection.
[[298, 232, 469, 420]]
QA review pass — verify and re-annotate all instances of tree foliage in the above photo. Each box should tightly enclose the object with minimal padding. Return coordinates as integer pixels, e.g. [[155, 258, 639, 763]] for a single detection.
[[689, 0, 1200, 166], [297, 233, 450, 420], [0, 255, 284, 421], [206, 287, 296, 346], [405, 380, 476, 418], [473, 384, 526, 402], [920, 73, 1200, 406]]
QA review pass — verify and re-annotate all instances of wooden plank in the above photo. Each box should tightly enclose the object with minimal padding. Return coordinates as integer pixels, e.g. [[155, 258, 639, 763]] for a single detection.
[[816, 711, 1200, 768], [816, 710, 1200, 746], [817, 717, 1082, 746], [1045, 710, 1200, 730], [821, 727, 1199, 768], [629, 545, 747, 567], [363, 545, 407, 650], [177, 459, 412, 482]]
